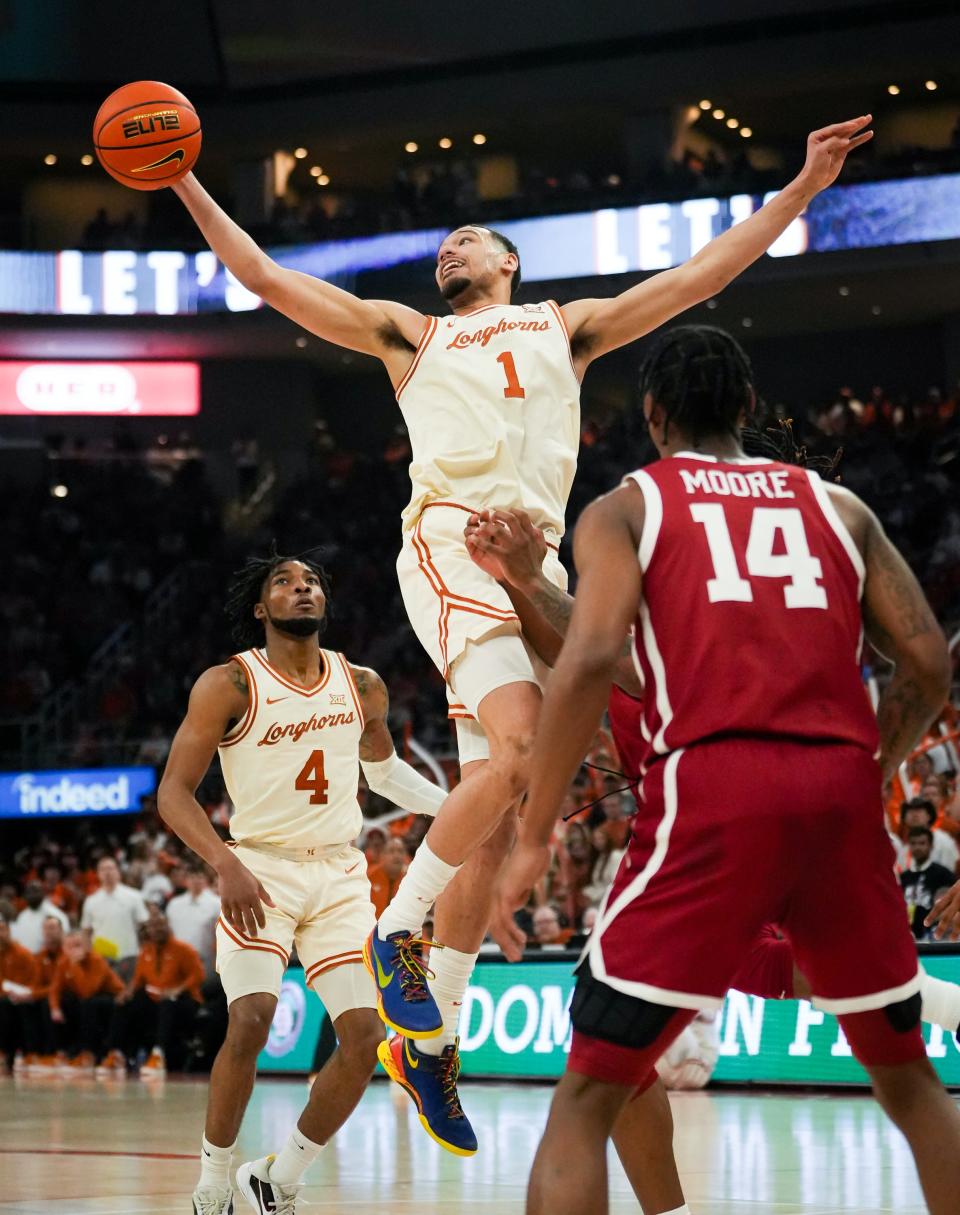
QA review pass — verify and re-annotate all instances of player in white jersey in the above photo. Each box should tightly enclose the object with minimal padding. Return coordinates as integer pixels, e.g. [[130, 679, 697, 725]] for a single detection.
[[157, 553, 447, 1215], [169, 115, 872, 1143]]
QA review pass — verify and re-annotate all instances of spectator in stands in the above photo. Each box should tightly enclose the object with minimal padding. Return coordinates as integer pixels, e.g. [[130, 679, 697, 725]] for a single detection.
[[0, 913, 36, 1070], [582, 822, 627, 910], [900, 799, 959, 873], [368, 838, 410, 918], [29, 915, 64, 1065], [901, 827, 957, 939], [166, 865, 220, 974], [80, 856, 149, 979], [531, 904, 573, 948], [49, 929, 124, 1073], [556, 821, 595, 928], [139, 857, 175, 906], [12, 881, 69, 951], [107, 910, 204, 1078], [362, 826, 387, 868]]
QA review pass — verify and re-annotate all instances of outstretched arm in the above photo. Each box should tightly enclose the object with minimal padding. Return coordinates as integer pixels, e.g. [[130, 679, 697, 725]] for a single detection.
[[562, 117, 873, 370], [465, 509, 642, 695], [491, 488, 643, 957], [157, 662, 276, 937], [173, 174, 426, 379], [352, 665, 446, 816]]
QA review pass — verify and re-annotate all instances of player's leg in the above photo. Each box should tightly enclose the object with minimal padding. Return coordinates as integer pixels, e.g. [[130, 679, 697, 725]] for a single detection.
[[195, 852, 295, 1215], [783, 743, 960, 1214], [841, 1010, 960, 1215], [367, 660, 540, 1038], [237, 872, 383, 1213], [611, 1075, 688, 1215]]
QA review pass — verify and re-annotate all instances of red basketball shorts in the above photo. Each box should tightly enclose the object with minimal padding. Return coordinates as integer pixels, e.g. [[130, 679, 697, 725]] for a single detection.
[[569, 739, 924, 1085]]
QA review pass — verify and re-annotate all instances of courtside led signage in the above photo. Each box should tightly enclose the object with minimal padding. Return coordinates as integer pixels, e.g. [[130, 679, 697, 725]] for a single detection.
[[0, 361, 199, 415]]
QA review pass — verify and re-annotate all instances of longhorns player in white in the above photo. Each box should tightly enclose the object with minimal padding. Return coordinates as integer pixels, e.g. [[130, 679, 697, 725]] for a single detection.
[[158, 553, 447, 1215], [171, 114, 872, 1147]]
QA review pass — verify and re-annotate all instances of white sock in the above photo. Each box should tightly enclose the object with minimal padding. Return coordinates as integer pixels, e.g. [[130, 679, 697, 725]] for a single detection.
[[920, 970, 960, 1033], [268, 1127, 324, 1185], [418, 945, 478, 1057], [377, 841, 461, 939], [197, 1134, 235, 1191]]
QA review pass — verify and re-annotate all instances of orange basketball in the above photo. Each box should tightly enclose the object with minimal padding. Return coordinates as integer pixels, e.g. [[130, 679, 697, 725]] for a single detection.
[[93, 80, 201, 191]]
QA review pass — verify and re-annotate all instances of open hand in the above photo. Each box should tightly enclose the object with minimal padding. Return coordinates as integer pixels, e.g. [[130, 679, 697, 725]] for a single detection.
[[217, 854, 276, 938], [490, 839, 552, 962], [800, 116, 873, 193]]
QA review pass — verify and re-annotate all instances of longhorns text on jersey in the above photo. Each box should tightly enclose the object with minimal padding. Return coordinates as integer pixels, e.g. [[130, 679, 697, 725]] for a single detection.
[[396, 301, 580, 536], [218, 647, 366, 851]]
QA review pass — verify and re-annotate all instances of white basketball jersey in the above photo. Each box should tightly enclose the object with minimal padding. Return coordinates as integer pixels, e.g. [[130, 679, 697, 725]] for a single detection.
[[218, 648, 365, 850], [396, 301, 580, 536]]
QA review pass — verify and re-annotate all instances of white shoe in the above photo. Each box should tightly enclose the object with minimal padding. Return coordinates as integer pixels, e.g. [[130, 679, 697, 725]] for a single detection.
[[191, 1186, 234, 1214], [139, 1047, 166, 1079], [235, 1156, 302, 1215]]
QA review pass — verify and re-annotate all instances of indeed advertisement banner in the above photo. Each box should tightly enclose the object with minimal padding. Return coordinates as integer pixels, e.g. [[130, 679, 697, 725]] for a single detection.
[[0, 361, 199, 416], [260, 956, 960, 1085], [3, 172, 960, 316], [0, 766, 156, 817]]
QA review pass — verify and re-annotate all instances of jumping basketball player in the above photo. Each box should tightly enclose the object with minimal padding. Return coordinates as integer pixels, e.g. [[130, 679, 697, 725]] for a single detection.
[[493, 325, 960, 1213], [170, 116, 871, 1148], [157, 554, 447, 1215], [468, 501, 960, 1215]]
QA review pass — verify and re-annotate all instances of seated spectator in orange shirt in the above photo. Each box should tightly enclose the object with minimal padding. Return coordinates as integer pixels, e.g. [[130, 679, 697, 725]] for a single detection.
[[368, 838, 410, 918], [48, 929, 124, 1070], [530, 904, 573, 949], [0, 913, 37, 1069], [362, 826, 387, 869], [29, 916, 64, 1062], [106, 910, 204, 1077]]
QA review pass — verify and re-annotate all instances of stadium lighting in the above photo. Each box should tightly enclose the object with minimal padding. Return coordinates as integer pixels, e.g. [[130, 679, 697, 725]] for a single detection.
[[51, 484, 68, 498], [740, 127, 753, 138], [726, 118, 739, 129], [699, 100, 712, 110], [926, 80, 938, 91], [317, 174, 330, 186], [80, 154, 93, 166], [712, 109, 725, 120], [309, 166, 322, 177], [44, 154, 57, 166], [472, 133, 487, 145], [294, 147, 308, 159], [404, 141, 418, 153], [887, 84, 900, 95], [438, 137, 453, 149]]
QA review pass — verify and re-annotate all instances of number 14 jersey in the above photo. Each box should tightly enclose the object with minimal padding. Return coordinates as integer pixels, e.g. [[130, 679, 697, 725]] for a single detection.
[[218, 648, 365, 850], [626, 453, 879, 766]]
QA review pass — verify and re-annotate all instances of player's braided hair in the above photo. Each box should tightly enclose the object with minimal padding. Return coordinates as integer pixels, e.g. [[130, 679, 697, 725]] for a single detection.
[[638, 324, 754, 443], [742, 417, 842, 479], [225, 544, 330, 650]]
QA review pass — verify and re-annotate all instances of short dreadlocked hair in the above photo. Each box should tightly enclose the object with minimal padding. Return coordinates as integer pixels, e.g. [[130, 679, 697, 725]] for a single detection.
[[225, 548, 330, 651], [638, 325, 754, 444]]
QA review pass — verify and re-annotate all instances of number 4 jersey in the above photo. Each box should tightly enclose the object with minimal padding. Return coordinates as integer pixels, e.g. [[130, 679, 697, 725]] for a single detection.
[[218, 648, 365, 850], [626, 453, 879, 766]]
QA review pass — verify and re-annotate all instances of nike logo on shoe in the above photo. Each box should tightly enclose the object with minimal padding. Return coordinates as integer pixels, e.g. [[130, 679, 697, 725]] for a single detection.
[[374, 952, 394, 990], [404, 1038, 420, 1069]]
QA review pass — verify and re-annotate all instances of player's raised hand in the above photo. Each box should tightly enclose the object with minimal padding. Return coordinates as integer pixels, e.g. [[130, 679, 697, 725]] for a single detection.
[[925, 879, 960, 941], [465, 508, 547, 587], [219, 853, 276, 938], [800, 115, 873, 192], [491, 839, 552, 962]]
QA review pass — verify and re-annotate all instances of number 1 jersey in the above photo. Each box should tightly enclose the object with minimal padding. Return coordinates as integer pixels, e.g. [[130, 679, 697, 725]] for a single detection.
[[218, 648, 365, 850], [626, 453, 879, 765], [396, 302, 580, 536]]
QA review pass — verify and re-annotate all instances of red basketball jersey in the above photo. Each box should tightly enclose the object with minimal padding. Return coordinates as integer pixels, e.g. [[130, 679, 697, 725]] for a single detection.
[[625, 453, 878, 764], [608, 683, 645, 797]]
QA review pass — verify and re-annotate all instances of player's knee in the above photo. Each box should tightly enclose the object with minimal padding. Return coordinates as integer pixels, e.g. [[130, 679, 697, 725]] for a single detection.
[[336, 1012, 383, 1072], [570, 969, 680, 1049], [225, 995, 275, 1056]]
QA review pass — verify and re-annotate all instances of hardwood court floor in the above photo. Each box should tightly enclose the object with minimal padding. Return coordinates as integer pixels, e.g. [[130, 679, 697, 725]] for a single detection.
[[0, 1072, 931, 1214]]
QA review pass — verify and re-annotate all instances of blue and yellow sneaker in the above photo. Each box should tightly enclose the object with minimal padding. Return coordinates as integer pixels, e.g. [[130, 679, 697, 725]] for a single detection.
[[378, 1033, 478, 1156], [362, 928, 442, 1039]]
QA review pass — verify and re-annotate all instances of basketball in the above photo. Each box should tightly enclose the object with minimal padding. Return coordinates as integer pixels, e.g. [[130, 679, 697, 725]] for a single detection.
[[93, 80, 201, 190]]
